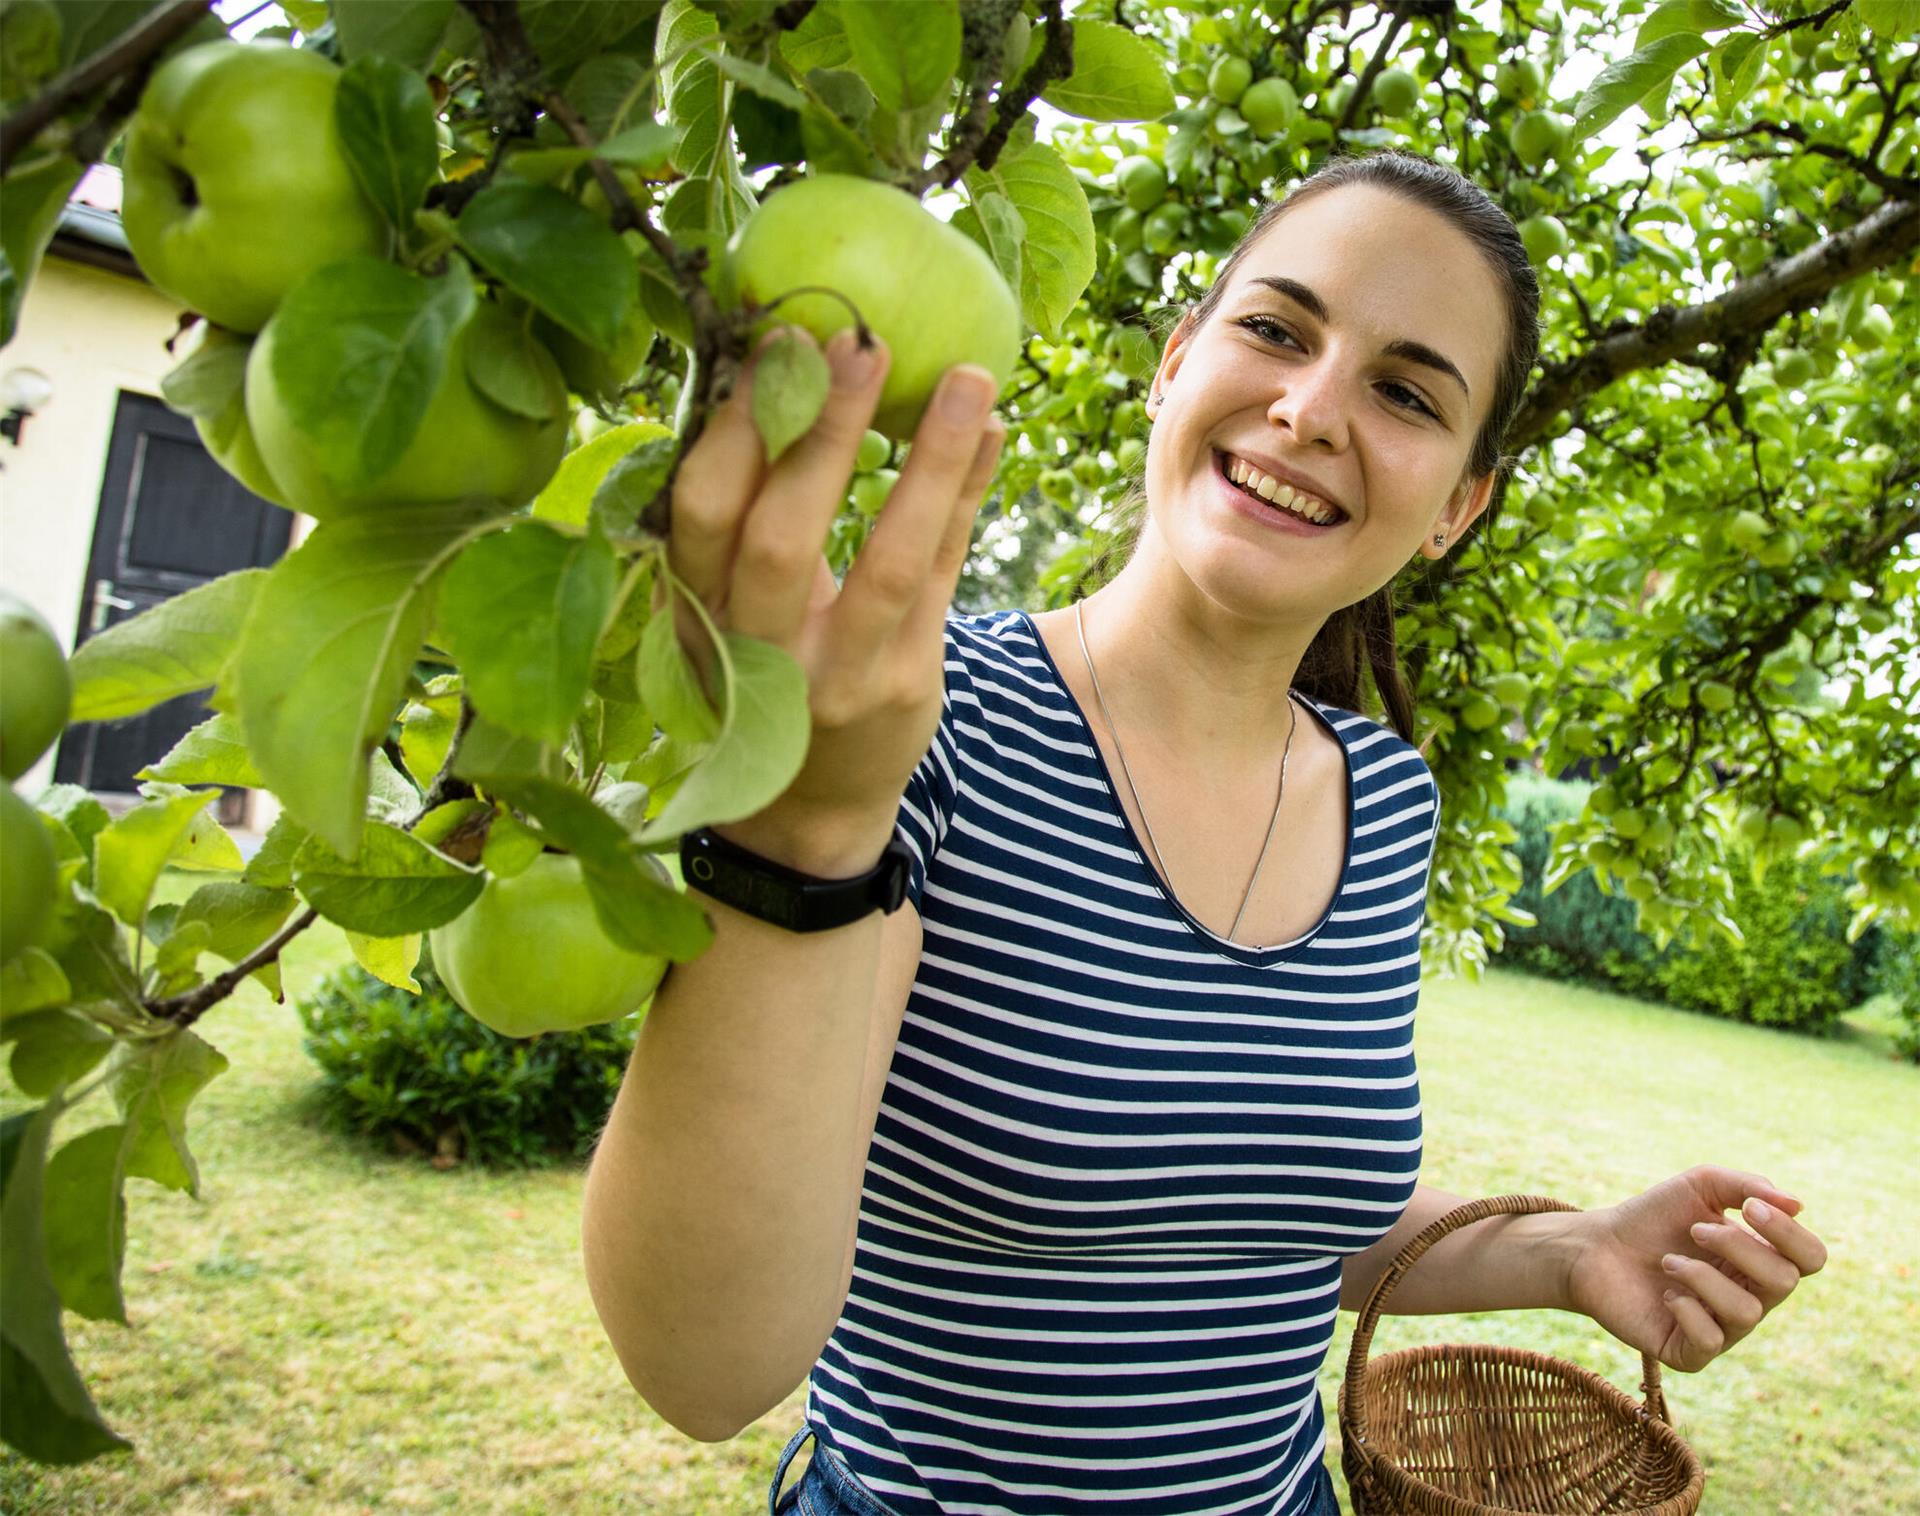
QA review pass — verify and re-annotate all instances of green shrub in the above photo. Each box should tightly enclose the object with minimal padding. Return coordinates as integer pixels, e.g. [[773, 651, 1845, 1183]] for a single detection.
[[1871, 928, 1920, 1063], [293, 950, 639, 1171], [1496, 773, 1883, 1033]]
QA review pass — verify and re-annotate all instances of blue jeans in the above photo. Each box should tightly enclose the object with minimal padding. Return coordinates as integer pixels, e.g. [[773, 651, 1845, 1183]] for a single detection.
[[768, 1422, 1342, 1515]]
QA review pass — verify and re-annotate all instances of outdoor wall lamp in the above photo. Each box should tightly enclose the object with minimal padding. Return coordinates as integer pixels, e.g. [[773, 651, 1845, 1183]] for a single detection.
[[0, 366, 53, 446]]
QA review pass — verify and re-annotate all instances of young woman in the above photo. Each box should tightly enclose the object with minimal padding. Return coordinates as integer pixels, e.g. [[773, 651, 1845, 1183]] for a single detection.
[[580, 150, 1828, 1516]]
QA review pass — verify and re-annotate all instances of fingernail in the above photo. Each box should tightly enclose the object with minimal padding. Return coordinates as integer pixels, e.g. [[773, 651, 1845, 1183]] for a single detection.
[[1663, 1290, 1679, 1305], [1662, 1253, 1682, 1271], [829, 328, 876, 387], [1746, 1198, 1772, 1224], [1689, 1222, 1712, 1243], [937, 367, 994, 424]]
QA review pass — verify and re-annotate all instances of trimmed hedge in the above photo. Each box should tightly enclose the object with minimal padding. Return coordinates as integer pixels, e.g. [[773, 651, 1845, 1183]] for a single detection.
[[1495, 771, 1898, 1037], [293, 947, 640, 1171]]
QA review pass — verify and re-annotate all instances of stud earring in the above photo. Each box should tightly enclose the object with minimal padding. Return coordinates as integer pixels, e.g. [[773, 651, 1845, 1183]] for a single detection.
[[1433, 531, 1447, 546]]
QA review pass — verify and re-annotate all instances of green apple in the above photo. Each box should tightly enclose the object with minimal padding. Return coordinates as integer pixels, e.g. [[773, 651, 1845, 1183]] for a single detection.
[[1117, 155, 1168, 212], [428, 852, 667, 1037], [855, 429, 891, 473], [1495, 59, 1544, 104], [1727, 510, 1771, 554], [121, 41, 388, 334], [1037, 467, 1076, 504], [1209, 55, 1252, 105], [1772, 348, 1816, 386], [1, 784, 55, 964], [247, 291, 569, 518], [1459, 693, 1503, 730], [0, 592, 70, 781], [721, 174, 1021, 442], [1698, 680, 1736, 713], [1372, 67, 1420, 116], [1509, 110, 1562, 168], [1487, 673, 1533, 710], [850, 468, 898, 516], [1239, 77, 1298, 137], [1518, 214, 1569, 265], [178, 323, 293, 508], [1142, 202, 1186, 254]]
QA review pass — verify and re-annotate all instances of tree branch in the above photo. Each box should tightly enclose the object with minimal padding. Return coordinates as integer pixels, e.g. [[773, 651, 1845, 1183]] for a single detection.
[[0, 0, 212, 174], [1507, 196, 1920, 452]]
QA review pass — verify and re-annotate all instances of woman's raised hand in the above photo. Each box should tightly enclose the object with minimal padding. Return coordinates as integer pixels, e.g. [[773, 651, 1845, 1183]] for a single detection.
[[667, 327, 1005, 875]]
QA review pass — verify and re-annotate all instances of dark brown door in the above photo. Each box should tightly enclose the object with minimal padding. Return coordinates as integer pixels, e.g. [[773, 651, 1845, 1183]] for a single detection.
[[53, 390, 293, 822]]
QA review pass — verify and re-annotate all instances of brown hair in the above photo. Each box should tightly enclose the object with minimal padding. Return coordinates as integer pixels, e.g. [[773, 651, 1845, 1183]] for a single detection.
[[1078, 148, 1541, 743]]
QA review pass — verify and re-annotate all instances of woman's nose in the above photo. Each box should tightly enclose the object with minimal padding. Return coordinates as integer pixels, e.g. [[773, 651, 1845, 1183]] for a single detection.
[[1265, 356, 1351, 452]]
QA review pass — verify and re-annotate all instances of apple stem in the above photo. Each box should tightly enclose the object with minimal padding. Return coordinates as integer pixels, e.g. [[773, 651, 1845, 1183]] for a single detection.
[[756, 287, 875, 351]]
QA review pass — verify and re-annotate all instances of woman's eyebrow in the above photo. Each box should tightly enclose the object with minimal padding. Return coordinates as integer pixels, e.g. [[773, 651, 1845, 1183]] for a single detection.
[[1244, 274, 1471, 402]]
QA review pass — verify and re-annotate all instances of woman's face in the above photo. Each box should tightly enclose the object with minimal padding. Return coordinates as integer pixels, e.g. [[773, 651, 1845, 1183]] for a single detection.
[[1142, 183, 1507, 624]]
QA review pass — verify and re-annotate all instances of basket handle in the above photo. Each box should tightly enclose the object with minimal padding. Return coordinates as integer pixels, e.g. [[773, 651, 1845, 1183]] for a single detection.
[[1340, 1194, 1673, 1455]]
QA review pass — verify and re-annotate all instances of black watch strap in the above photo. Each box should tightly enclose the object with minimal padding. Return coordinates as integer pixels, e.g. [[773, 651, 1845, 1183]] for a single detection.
[[679, 827, 913, 933]]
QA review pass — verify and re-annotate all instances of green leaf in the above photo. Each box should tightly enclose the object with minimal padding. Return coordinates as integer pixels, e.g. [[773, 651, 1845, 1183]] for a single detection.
[[92, 790, 219, 927], [1710, 32, 1767, 114], [138, 713, 264, 789], [292, 823, 484, 936], [480, 807, 546, 879], [399, 675, 462, 788], [230, 506, 485, 857], [1573, 32, 1714, 138], [639, 593, 722, 744], [335, 54, 440, 234], [1858, 0, 1918, 35], [103, 1025, 230, 1197], [42, 1123, 129, 1324], [835, 0, 959, 113], [964, 134, 1094, 340], [562, 55, 652, 140], [750, 330, 831, 464], [519, 0, 653, 77], [332, 0, 455, 69], [588, 433, 679, 535], [452, 712, 563, 783], [0, 2, 62, 112], [641, 632, 809, 839], [437, 521, 617, 745], [1636, 0, 1746, 49], [279, 0, 328, 32], [175, 880, 298, 975], [158, 329, 248, 420], [264, 258, 476, 494], [344, 930, 422, 993], [657, 0, 723, 176], [1041, 19, 1176, 122], [464, 306, 568, 420], [35, 786, 109, 869], [131, 781, 243, 874], [145, 914, 213, 994], [456, 180, 635, 353], [7, 1008, 113, 1098], [0, 949, 69, 1024], [0, 152, 83, 347], [67, 569, 265, 722], [952, 191, 1025, 304], [469, 775, 713, 960], [532, 420, 676, 528], [781, 2, 853, 72], [0, 1102, 134, 1464], [708, 50, 807, 110], [242, 814, 309, 892]]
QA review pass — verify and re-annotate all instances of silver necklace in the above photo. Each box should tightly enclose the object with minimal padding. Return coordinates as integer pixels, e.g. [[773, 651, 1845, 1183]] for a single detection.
[[1074, 598, 1300, 946]]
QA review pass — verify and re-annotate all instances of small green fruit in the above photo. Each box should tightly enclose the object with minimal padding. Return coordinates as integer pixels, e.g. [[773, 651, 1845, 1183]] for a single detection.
[[1509, 110, 1562, 168], [1117, 155, 1168, 213], [1208, 55, 1252, 105], [1613, 807, 1648, 840], [0, 593, 71, 782], [1518, 214, 1569, 265], [1487, 673, 1532, 710], [1372, 67, 1420, 116], [1460, 693, 1503, 731], [1727, 510, 1771, 554], [1, 785, 55, 963], [1239, 76, 1299, 137], [1698, 680, 1736, 713], [855, 429, 890, 473], [1772, 348, 1816, 386], [850, 468, 899, 517], [1142, 202, 1186, 254], [1038, 467, 1076, 504], [1495, 58, 1544, 103]]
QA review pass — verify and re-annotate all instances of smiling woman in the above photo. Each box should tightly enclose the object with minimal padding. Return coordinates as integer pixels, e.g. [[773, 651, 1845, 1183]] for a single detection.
[[581, 147, 1828, 1516]]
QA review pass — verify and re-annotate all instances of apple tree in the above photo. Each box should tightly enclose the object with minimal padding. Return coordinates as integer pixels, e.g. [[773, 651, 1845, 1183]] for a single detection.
[[0, 0, 1915, 1472]]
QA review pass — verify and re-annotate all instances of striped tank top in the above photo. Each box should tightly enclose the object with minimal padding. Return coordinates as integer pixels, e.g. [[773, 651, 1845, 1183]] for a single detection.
[[805, 608, 1438, 1516]]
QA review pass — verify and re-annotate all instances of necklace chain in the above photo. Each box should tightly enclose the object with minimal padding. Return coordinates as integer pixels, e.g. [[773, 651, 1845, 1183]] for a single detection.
[[1074, 598, 1300, 947]]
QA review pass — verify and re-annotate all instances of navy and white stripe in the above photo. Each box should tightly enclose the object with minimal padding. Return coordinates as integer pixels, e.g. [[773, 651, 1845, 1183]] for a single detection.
[[806, 609, 1439, 1516]]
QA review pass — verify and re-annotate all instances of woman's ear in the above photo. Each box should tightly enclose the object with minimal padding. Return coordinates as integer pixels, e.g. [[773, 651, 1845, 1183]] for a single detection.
[[1146, 313, 1198, 420], [1427, 471, 1497, 556]]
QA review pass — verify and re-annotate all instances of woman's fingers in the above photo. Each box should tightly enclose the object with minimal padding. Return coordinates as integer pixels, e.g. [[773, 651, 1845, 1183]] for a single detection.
[[1660, 1288, 1726, 1369], [669, 336, 772, 610], [1662, 1248, 1763, 1335], [729, 328, 893, 644], [1687, 1216, 1804, 1304], [1732, 1194, 1828, 1277], [835, 365, 1001, 652]]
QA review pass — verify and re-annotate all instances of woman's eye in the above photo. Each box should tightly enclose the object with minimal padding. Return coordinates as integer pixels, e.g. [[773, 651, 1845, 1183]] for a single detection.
[[1381, 380, 1436, 418], [1239, 315, 1296, 347]]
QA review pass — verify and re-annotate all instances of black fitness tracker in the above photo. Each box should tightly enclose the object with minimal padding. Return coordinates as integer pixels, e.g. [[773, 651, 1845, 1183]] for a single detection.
[[679, 826, 913, 933]]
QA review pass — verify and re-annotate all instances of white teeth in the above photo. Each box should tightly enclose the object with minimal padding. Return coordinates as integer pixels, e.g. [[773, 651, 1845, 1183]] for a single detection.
[[1223, 456, 1340, 525]]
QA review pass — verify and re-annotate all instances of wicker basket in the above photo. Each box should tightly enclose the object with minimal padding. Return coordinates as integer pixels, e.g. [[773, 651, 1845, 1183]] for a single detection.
[[1337, 1195, 1705, 1515]]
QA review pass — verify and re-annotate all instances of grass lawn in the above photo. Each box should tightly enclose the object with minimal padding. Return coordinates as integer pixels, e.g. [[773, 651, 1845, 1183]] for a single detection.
[[3, 882, 1914, 1515]]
